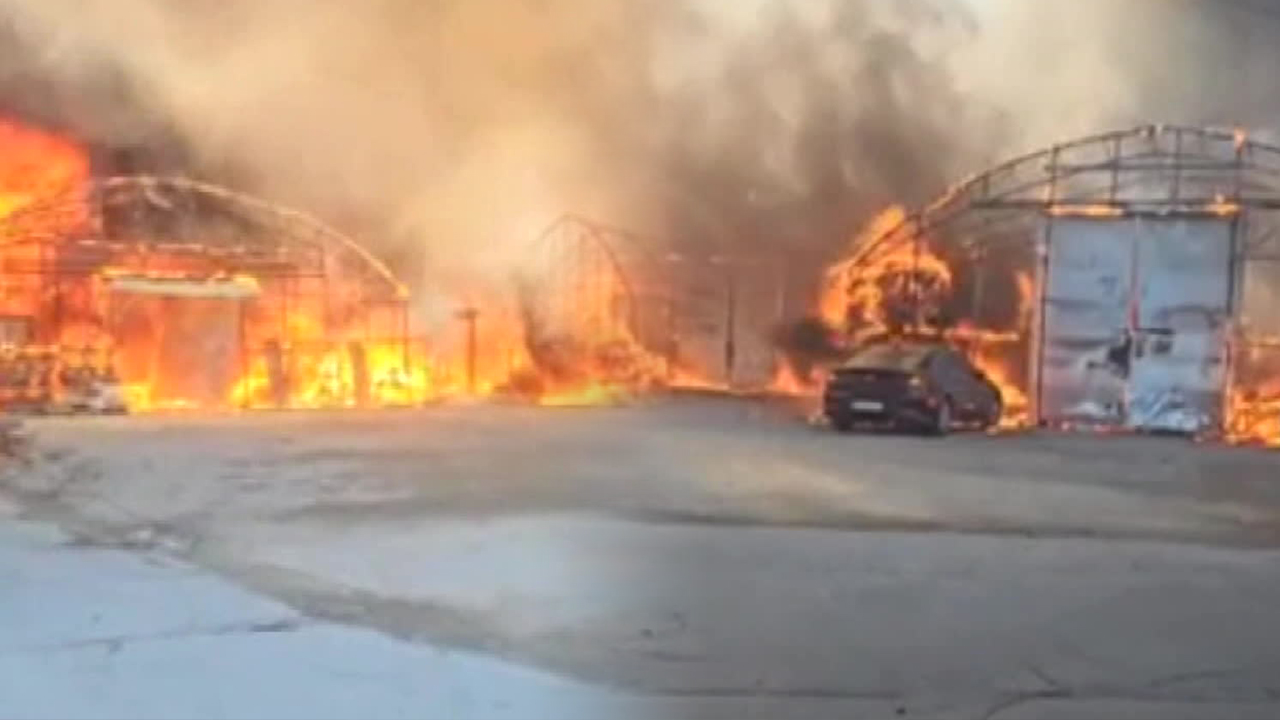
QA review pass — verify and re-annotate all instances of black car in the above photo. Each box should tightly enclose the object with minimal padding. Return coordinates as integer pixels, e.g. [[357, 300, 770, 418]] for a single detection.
[[823, 340, 1002, 434]]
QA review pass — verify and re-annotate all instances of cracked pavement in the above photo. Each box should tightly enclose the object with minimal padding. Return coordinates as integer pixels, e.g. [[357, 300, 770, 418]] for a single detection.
[[3, 399, 1280, 719]]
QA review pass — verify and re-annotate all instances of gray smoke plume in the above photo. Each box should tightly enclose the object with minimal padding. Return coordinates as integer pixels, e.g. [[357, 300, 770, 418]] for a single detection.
[[3, 0, 1280, 326]]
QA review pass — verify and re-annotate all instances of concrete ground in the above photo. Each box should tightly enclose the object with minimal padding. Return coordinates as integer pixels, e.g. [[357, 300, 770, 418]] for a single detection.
[[0, 514, 620, 720], [3, 397, 1280, 718]]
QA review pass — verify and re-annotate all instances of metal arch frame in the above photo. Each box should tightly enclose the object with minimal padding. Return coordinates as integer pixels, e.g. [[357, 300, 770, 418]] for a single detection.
[[0, 174, 407, 300], [520, 213, 643, 342], [0, 174, 415, 409], [828, 124, 1280, 327], [844, 125, 1280, 272]]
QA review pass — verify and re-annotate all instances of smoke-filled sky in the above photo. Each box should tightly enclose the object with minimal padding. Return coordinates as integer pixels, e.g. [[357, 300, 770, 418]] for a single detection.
[[1, 0, 1278, 321]]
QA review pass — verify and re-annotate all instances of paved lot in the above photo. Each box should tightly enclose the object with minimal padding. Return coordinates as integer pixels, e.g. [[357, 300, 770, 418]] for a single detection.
[[0, 517, 617, 720], [3, 398, 1280, 718]]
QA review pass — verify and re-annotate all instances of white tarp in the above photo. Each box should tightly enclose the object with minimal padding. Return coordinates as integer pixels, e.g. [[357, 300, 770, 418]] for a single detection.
[[106, 275, 260, 299], [1042, 218, 1232, 432], [1127, 219, 1231, 431], [1041, 219, 1134, 426]]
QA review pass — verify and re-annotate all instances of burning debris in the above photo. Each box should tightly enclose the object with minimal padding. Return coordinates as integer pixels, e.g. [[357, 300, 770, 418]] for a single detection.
[[776, 204, 1033, 429], [798, 125, 1280, 447], [0, 115, 435, 413], [488, 221, 670, 406], [1226, 337, 1280, 448], [0, 119, 87, 219]]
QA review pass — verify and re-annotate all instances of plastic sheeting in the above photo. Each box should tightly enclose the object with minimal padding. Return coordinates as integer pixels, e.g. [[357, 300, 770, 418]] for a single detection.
[[1041, 218, 1231, 432]]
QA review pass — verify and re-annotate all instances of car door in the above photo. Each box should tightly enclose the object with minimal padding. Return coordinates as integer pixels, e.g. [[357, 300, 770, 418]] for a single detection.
[[930, 350, 970, 408], [952, 350, 992, 413]]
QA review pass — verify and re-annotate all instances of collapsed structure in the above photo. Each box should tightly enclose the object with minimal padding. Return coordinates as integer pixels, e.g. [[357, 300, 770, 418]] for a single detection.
[[0, 117, 423, 411], [0, 174, 418, 411], [821, 125, 1280, 445], [0, 117, 692, 412]]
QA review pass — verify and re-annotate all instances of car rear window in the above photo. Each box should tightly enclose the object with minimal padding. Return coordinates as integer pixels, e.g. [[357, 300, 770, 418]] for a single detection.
[[845, 344, 933, 372]]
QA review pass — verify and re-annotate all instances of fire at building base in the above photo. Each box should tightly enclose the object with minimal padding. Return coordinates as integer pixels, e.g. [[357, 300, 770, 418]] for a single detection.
[[0, 120, 685, 414], [796, 125, 1280, 448], [1, 116, 1277, 447]]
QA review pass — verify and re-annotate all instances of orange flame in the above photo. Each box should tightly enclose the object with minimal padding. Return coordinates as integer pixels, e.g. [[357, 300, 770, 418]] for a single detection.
[[1226, 341, 1280, 448], [0, 116, 679, 413], [0, 119, 87, 221], [809, 206, 1033, 428], [821, 207, 954, 345]]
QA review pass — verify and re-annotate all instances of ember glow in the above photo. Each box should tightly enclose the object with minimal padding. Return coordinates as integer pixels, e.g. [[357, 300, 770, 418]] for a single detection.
[[823, 227, 955, 344], [0, 120, 88, 221], [813, 207, 1037, 429], [1226, 339, 1280, 448], [814, 201, 1278, 443], [0, 115, 435, 413]]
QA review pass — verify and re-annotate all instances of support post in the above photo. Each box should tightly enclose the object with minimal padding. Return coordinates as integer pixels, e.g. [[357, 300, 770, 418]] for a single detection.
[[1032, 218, 1054, 428], [1033, 145, 1063, 427], [401, 301, 410, 370], [456, 307, 479, 394], [237, 297, 248, 410], [723, 263, 737, 386], [911, 224, 923, 330], [1222, 213, 1245, 437]]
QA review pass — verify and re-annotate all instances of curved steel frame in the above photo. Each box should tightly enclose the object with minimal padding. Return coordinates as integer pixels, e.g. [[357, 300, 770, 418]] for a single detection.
[[0, 175, 414, 409], [840, 125, 1280, 277], [519, 214, 642, 344], [0, 174, 406, 300]]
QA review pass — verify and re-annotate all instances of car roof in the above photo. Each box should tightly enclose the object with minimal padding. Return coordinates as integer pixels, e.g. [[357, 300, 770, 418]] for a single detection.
[[842, 340, 950, 371]]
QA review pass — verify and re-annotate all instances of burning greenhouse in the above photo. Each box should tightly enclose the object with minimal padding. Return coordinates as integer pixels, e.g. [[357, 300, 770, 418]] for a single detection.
[[0, 118, 693, 413], [0, 118, 423, 412], [812, 124, 1280, 447]]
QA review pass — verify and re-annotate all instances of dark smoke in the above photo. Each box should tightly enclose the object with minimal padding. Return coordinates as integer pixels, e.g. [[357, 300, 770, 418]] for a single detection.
[[0, 13, 191, 175], [771, 316, 846, 382], [3, 0, 1280, 325]]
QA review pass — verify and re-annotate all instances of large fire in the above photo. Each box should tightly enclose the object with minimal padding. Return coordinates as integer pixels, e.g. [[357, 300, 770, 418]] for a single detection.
[[1226, 338, 1280, 448], [0, 114, 679, 413], [0, 120, 88, 221], [0, 117, 526, 413], [1, 113, 1274, 440], [809, 206, 1032, 428], [812, 203, 1279, 445]]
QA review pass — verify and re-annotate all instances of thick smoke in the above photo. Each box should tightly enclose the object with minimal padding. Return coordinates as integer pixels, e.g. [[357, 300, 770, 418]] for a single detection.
[[955, 1, 1280, 146], [3, 0, 1280, 330]]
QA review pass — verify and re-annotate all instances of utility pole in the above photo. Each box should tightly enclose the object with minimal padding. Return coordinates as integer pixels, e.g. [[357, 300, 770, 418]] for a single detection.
[[666, 295, 677, 382], [456, 307, 479, 394], [710, 256, 737, 387]]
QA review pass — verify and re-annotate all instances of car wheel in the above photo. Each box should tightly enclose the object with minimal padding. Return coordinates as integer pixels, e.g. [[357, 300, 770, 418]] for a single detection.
[[930, 399, 953, 436], [981, 397, 1003, 431], [831, 415, 854, 433]]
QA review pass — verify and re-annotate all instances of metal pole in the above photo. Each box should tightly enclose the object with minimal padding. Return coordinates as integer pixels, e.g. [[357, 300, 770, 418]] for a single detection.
[[400, 301, 410, 369], [457, 307, 478, 394], [911, 225, 922, 330], [1033, 218, 1054, 427], [773, 256, 788, 380], [1034, 145, 1063, 426], [320, 250, 331, 337], [972, 246, 986, 324], [280, 277, 289, 343], [666, 295, 676, 382], [1171, 128, 1183, 204], [238, 297, 248, 409], [1222, 211, 1246, 438], [1108, 135, 1122, 204], [724, 263, 736, 386]]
